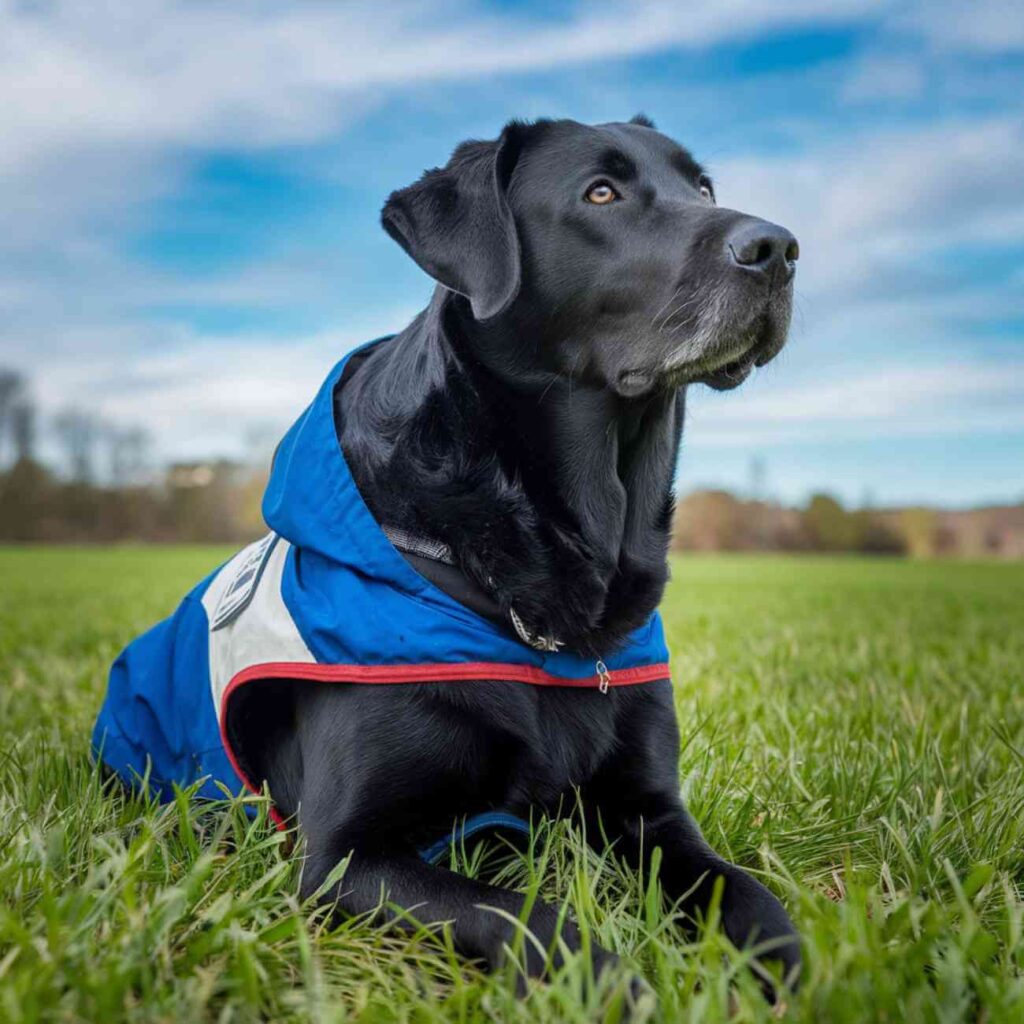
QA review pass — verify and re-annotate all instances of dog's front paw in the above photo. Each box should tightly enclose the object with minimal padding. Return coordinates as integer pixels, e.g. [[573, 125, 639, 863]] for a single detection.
[[717, 865, 801, 1000], [491, 914, 627, 999]]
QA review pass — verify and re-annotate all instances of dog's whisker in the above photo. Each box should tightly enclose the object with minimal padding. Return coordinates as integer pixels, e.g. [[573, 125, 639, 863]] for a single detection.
[[658, 293, 701, 334], [650, 283, 685, 331], [659, 293, 704, 333]]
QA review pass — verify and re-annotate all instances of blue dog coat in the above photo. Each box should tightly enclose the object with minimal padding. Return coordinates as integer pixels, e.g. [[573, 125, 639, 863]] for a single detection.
[[92, 340, 671, 852]]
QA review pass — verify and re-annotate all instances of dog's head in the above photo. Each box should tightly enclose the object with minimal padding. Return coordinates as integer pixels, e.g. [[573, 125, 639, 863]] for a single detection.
[[382, 116, 797, 398]]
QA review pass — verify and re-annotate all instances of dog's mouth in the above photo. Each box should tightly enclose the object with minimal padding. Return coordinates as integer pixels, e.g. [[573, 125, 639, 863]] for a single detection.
[[616, 293, 791, 398], [696, 344, 765, 391], [697, 358, 754, 391], [618, 332, 768, 397], [663, 299, 790, 395], [617, 344, 759, 397]]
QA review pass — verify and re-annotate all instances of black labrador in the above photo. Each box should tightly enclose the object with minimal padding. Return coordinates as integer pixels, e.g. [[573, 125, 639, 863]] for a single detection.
[[253, 115, 800, 993]]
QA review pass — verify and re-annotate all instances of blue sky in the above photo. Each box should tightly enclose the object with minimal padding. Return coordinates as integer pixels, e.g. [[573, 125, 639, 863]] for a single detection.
[[1, 0, 1022, 507]]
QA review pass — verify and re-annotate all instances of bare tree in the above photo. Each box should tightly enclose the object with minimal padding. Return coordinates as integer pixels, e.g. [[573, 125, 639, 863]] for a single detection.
[[53, 409, 101, 483], [107, 424, 151, 485], [10, 400, 36, 463], [0, 369, 25, 467]]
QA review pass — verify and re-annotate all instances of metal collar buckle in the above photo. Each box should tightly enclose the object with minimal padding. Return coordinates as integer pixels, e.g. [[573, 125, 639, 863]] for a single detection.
[[509, 606, 563, 652]]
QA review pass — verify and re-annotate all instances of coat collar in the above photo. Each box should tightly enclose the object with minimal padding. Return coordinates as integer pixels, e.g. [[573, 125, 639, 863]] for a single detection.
[[262, 339, 436, 597]]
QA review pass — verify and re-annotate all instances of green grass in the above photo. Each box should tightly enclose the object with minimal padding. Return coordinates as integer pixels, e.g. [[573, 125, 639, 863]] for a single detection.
[[1, 547, 1023, 1022]]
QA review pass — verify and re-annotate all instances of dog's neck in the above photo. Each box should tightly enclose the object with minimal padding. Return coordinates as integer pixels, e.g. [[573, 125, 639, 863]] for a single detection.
[[337, 290, 685, 656]]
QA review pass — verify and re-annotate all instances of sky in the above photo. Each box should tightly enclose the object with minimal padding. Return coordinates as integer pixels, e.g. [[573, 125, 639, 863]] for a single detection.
[[0, 0, 1022, 508]]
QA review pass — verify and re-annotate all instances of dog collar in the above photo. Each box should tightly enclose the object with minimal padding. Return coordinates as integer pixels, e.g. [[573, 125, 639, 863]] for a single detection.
[[381, 523, 565, 653]]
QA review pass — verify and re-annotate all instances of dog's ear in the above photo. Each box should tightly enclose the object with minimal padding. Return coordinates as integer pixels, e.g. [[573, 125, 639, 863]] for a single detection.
[[381, 123, 526, 320], [629, 113, 656, 128]]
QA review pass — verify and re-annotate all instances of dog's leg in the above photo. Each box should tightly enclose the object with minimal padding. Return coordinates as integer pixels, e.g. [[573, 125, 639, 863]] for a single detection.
[[586, 684, 801, 996], [591, 796, 800, 994], [299, 835, 618, 985], [287, 684, 619, 986]]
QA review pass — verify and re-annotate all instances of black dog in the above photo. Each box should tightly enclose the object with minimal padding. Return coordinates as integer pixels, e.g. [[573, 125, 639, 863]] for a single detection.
[[240, 115, 800, 991]]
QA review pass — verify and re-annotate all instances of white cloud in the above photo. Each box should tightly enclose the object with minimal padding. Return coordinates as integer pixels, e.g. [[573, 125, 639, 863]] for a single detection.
[[28, 307, 419, 464], [897, 0, 1024, 54], [0, 0, 891, 343], [712, 116, 1024, 316], [841, 55, 927, 101], [0, 0, 883, 182], [686, 359, 1024, 446]]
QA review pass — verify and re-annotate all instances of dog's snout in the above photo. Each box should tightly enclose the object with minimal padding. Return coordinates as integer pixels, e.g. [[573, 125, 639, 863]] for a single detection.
[[727, 219, 799, 282]]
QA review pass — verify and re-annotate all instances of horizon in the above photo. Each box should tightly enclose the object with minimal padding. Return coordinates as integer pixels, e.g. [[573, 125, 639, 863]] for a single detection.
[[1, 1, 1022, 508]]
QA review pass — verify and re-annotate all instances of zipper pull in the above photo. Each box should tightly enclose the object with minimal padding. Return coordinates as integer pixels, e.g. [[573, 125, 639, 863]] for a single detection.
[[595, 660, 611, 694]]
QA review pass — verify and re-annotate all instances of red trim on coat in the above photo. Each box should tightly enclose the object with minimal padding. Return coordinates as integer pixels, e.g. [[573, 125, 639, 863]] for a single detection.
[[217, 696, 288, 829], [217, 659, 670, 831], [226, 658, 670, 692]]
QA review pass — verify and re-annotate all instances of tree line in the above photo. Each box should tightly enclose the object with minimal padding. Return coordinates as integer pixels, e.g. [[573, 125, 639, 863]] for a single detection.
[[672, 490, 1024, 560], [2, 367, 1020, 555], [1, 370, 152, 486], [0, 368, 264, 542]]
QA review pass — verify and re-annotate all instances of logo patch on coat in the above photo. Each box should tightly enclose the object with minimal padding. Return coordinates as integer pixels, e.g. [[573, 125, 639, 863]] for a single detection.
[[211, 532, 280, 631]]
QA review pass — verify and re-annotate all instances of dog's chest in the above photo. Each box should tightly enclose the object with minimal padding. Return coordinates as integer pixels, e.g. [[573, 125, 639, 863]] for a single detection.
[[482, 685, 622, 811]]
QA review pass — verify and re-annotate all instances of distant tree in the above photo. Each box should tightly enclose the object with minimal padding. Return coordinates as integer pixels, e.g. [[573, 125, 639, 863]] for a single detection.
[[851, 508, 905, 554], [10, 400, 37, 463], [166, 459, 252, 542], [673, 490, 749, 550], [0, 370, 26, 466], [0, 454, 53, 540], [106, 425, 151, 486], [901, 507, 939, 559], [803, 493, 858, 551], [236, 467, 270, 537], [53, 409, 101, 483]]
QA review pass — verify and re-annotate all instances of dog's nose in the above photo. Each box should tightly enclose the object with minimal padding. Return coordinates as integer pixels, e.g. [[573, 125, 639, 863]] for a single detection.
[[727, 219, 799, 283]]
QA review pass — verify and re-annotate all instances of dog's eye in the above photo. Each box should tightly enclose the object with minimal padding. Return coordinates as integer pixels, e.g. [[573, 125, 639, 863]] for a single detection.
[[584, 182, 619, 205], [698, 175, 715, 204]]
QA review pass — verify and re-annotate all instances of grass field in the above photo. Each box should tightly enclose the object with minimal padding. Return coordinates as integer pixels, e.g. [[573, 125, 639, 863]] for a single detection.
[[1, 547, 1022, 1022]]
